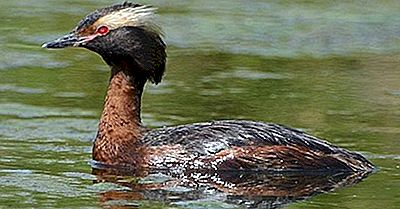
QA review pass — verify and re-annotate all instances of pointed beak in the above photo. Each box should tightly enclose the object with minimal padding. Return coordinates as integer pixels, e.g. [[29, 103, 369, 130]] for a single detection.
[[42, 32, 85, 49]]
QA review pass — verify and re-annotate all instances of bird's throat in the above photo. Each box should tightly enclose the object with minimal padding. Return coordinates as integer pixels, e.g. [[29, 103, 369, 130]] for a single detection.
[[93, 69, 147, 165]]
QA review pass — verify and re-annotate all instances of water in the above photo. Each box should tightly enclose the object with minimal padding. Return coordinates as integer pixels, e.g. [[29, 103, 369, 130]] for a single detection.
[[0, 0, 399, 208]]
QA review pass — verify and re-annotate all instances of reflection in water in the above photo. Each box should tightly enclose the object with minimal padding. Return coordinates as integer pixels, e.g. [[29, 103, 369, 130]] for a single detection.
[[93, 168, 372, 209]]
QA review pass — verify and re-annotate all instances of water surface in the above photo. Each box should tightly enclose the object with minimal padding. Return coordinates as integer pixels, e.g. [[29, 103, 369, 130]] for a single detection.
[[0, 0, 399, 208]]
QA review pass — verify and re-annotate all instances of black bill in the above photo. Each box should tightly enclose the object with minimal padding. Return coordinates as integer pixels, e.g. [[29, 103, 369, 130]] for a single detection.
[[42, 32, 84, 49]]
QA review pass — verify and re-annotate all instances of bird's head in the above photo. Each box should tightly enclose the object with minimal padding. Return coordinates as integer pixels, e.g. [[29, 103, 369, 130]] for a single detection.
[[43, 2, 166, 84]]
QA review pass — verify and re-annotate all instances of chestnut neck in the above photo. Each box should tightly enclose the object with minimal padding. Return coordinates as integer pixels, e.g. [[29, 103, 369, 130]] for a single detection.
[[93, 65, 147, 165]]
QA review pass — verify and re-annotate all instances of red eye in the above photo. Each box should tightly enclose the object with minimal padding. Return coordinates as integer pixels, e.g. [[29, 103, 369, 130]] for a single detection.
[[97, 26, 109, 35]]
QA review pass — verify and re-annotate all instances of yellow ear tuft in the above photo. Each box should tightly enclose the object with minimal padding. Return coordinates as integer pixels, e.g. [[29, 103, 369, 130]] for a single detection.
[[94, 5, 161, 35]]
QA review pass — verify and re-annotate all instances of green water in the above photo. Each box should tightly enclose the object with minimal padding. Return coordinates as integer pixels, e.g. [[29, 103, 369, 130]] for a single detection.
[[0, 0, 399, 208]]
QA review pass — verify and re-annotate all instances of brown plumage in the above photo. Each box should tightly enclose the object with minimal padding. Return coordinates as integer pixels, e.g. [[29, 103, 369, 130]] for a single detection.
[[42, 2, 375, 174]]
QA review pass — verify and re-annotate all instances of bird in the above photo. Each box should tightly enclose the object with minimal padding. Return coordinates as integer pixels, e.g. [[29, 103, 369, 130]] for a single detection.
[[42, 2, 374, 174]]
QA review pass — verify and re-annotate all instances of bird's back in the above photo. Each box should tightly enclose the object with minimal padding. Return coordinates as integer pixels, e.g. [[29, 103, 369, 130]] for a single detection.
[[142, 120, 374, 172]]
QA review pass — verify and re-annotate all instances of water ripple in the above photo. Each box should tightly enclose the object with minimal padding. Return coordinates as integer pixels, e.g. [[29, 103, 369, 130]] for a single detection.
[[0, 84, 46, 94], [0, 118, 97, 141], [0, 103, 95, 118]]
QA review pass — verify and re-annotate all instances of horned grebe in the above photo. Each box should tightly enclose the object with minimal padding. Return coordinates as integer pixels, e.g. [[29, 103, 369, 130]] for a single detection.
[[42, 2, 374, 173]]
